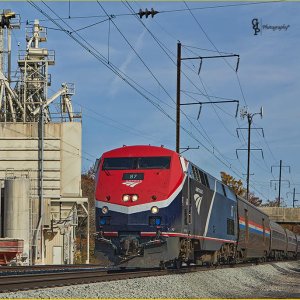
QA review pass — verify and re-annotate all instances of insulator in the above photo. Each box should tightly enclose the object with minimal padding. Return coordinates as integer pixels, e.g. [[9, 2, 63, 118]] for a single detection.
[[138, 9, 145, 19], [138, 8, 159, 19]]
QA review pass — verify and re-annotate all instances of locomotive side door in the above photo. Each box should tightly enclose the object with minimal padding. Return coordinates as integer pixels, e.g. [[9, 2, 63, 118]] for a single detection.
[[182, 174, 192, 234]]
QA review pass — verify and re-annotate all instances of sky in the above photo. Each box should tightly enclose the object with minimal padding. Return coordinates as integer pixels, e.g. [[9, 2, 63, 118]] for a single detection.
[[4, 1, 300, 206]]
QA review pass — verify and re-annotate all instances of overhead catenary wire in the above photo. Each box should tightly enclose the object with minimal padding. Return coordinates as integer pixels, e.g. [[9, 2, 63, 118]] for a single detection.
[[183, 1, 248, 107], [24, 0, 284, 24], [29, 1, 234, 170], [120, 3, 272, 202], [180, 46, 278, 192], [27, 1, 271, 201], [123, 1, 243, 166], [122, 2, 270, 200]]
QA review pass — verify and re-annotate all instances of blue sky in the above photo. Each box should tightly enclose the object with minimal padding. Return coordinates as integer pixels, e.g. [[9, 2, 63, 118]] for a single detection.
[[5, 1, 300, 206]]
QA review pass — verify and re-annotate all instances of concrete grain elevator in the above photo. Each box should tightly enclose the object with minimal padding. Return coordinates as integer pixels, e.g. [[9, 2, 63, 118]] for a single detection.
[[0, 10, 88, 265]]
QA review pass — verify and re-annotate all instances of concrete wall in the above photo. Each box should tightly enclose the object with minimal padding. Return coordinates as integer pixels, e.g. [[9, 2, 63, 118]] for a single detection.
[[0, 122, 87, 264], [260, 207, 300, 223], [60, 122, 82, 197], [0, 122, 82, 199]]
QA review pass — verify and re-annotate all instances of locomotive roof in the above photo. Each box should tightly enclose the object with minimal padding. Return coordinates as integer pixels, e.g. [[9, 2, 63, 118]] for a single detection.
[[102, 145, 178, 157]]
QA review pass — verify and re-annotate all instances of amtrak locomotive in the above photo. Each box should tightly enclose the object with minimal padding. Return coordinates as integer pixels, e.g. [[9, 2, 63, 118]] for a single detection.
[[94, 145, 300, 267]]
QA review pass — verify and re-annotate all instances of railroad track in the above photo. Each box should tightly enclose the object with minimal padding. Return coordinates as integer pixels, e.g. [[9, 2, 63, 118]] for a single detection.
[[0, 267, 190, 293], [0, 264, 104, 275], [0, 260, 296, 293]]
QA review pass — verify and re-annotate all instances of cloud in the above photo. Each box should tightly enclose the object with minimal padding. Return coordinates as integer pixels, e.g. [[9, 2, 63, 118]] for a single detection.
[[109, 27, 147, 96]]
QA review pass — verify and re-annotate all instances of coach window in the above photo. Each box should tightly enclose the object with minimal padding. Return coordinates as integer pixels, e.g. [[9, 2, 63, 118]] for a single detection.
[[245, 209, 249, 243], [262, 218, 265, 243]]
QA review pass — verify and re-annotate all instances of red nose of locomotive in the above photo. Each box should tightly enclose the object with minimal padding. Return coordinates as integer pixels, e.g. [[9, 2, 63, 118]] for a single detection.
[[95, 145, 185, 206], [96, 169, 171, 206]]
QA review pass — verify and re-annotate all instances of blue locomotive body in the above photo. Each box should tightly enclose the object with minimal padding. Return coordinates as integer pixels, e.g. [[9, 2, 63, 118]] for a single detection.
[[94, 145, 299, 267]]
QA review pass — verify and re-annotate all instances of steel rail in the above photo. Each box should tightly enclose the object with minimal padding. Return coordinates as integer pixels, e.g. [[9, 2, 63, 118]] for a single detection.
[[0, 267, 183, 292], [0, 260, 297, 293]]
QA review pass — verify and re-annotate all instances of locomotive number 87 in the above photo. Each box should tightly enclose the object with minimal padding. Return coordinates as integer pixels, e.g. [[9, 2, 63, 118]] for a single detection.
[[94, 145, 300, 267]]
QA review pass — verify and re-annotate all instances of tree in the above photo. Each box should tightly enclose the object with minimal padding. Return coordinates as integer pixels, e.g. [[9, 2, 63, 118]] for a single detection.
[[248, 192, 262, 206], [75, 165, 96, 263], [220, 171, 262, 206], [260, 197, 280, 207], [220, 171, 246, 197]]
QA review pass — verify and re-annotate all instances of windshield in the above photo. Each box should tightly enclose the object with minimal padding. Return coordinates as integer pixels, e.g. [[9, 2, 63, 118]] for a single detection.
[[102, 156, 171, 170]]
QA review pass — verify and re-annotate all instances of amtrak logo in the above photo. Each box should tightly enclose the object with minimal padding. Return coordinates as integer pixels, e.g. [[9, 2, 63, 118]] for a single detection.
[[122, 180, 142, 188], [194, 193, 203, 214]]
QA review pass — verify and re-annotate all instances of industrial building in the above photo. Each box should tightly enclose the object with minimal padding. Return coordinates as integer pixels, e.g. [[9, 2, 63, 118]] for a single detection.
[[0, 10, 88, 265]]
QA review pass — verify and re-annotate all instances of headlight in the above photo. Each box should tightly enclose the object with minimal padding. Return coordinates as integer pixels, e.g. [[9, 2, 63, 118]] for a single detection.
[[102, 206, 109, 214], [132, 194, 139, 202], [123, 194, 130, 202], [151, 206, 159, 214]]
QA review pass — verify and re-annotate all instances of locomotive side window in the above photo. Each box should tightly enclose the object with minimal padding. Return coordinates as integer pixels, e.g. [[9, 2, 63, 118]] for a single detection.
[[191, 165, 200, 182], [207, 175, 215, 190], [102, 156, 171, 170], [199, 171, 209, 187], [191, 165, 209, 187], [216, 181, 225, 196], [222, 185, 227, 197], [224, 186, 236, 201]]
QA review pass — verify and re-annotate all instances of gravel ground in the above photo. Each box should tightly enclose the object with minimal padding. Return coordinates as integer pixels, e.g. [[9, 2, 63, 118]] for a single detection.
[[0, 261, 299, 298]]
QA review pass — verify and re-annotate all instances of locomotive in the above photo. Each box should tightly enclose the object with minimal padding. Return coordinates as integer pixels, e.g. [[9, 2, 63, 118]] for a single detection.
[[94, 145, 300, 267]]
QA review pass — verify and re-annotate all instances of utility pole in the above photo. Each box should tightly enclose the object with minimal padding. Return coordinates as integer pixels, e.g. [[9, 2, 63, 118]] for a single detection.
[[176, 42, 240, 153], [292, 188, 299, 208], [278, 160, 282, 204], [176, 42, 181, 153], [238, 107, 263, 201], [286, 188, 299, 207], [271, 160, 291, 207]]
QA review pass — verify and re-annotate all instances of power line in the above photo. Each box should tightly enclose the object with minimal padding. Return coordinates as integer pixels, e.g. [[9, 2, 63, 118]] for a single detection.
[[159, 1, 284, 15], [123, 2, 270, 197], [182, 44, 235, 56], [123, 1, 243, 169], [183, 1, 248, 107], [29, 1, 270, 200], [24, 0, 284, 25]]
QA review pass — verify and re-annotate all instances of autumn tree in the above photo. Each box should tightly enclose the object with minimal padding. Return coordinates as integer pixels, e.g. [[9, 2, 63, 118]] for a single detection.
[[260, 197, 280, 207], [75, 165, 96, 263], [248, 192, 262, 206], [220, 171, 246, 197], [220, 171, 262, 206]]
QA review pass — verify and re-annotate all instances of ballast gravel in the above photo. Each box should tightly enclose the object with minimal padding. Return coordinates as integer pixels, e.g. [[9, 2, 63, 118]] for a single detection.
[[0, 261, 299, 298]]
